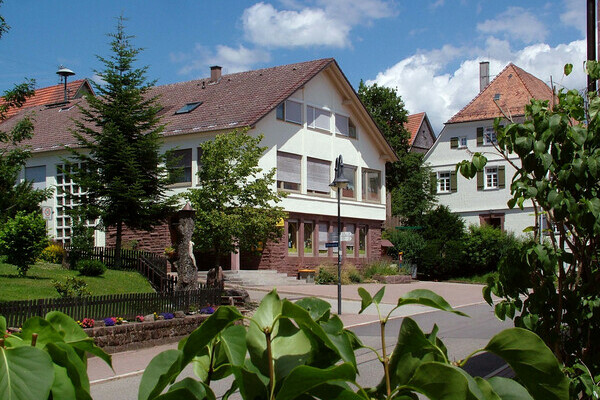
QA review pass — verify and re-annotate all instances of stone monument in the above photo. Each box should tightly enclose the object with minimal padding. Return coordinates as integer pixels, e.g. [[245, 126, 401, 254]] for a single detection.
[[172, 203, 198, 291]]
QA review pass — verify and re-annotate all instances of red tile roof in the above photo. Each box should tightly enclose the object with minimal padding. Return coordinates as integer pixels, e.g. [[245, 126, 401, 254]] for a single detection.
[[0, 59, 335, 152], [404, 112, 425, 145], [446, 63, 553, 124], [0, 79, 93, 120]]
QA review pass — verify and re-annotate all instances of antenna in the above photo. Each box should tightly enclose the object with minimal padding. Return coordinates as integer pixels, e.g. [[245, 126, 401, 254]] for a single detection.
[[56, 66, 75, 102]]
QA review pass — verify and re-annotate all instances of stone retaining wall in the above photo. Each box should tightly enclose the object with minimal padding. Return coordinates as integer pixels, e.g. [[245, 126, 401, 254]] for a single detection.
[[372, 274, 413, 284], [85, 314, 208, 353]]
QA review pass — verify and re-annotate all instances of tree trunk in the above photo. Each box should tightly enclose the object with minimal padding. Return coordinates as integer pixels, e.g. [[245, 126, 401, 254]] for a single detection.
[[115, 221, 122, 270]]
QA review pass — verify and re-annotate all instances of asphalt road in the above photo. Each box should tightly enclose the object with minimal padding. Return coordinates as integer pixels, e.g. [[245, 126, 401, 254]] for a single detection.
[[90, 301, 512, 400]]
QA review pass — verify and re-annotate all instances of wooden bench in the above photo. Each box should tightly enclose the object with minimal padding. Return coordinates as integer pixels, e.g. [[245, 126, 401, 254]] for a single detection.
[[298, 268, 316, 283]]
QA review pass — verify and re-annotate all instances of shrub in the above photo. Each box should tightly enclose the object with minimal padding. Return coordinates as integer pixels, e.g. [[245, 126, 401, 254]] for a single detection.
[[316, 264, 362, 285], [39, 243, 65, 264], [52, 276, 91, 298], [315, 266, 336, 285], [363, 260, 399, 279], [0, 212, 48, 276], [386, 229, 425, 266], [462, 224, 520, 276], [77, 259, 106, 276], [418, 205, 465, 242], [418, 239, 465, 280], [68, 215, 94, 270]]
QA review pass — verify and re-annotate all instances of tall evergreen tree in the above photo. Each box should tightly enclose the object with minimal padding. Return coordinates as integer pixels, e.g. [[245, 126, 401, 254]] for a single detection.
[[68, 18, 175, 268]]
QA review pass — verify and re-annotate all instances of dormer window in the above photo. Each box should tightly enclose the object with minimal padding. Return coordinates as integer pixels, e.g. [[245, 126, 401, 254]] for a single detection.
[[276, 100, 302, 124], [175, 102, 203, 114]]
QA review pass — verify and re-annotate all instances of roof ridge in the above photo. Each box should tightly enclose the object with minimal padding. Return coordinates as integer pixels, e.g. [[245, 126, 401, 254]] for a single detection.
[[510, 63, 548, 99]]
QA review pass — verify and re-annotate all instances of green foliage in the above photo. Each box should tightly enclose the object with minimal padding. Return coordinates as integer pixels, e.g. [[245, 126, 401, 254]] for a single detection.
[[419, 205, 465, 241], [362, 260, 399, 279], [76, 259, 106, 277], [358, 82, 436, 222], [462, 224, 519, 276], [0, 311, 111, 399], [52, 276, 91, 298], [67, 212, 94, 270], [0, 211, 48, 276], [39, 243, 65, 264], [183, 129, 286, 266], [138, 287, 569, 400], [459, 64, 600, 392], [386, 229, 425, 266], [67, 18, 175, 268], [315, 266, 336, 284]]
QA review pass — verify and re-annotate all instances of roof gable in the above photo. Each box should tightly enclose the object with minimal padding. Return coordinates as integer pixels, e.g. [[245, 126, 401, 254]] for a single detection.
[[0, 79, 93, 120], [404, 112, 425, 145], [446, 63, 553, 124]]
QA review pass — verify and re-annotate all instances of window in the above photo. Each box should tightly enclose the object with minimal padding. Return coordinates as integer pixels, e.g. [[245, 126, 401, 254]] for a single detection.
[[276, 100, 302, 124], [277, 152, 301, 191], [485, 166, 498, 189], [318, 223, 329, 256], [335, 114, 357, 139], [288, 220, 299, 255], [437, 171, 451, 193], [480, 214, 504, 230], [25, 165, 46, 189], [304, 221, 314, 256], [483, 127, 497, 145], [359, 225, 367, 257], [55, 163, 94, 244], [345, 223, 355, 257], [175, 102, 202, 114], [341, 165, 357, 199], [196, 147, 203, 184], [307, 105, 331, 132], [307, 157, 331, 195], [362, 169, 381, 202], [168, 149, 192, 184], [459, 137, 467, 148]]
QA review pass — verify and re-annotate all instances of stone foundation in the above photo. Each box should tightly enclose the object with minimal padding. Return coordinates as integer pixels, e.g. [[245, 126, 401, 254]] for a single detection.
[[85, 314, 208, 353]]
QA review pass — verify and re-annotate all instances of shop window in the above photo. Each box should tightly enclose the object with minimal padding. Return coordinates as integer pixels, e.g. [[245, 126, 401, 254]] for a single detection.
[[345, 223, 355, 258], [359, 225, 367, 257], [304, 221, 314, 256], [288, 220, 299, 255]]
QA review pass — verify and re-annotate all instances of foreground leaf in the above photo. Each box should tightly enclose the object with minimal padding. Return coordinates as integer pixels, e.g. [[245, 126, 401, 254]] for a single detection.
[[276, 363, 357, 400], [138, 349, 184, 400], [397, 289, 468, 317], [406, 362, 477, 400], [45, 342, 92, 400], [0, 346, 55, 400]]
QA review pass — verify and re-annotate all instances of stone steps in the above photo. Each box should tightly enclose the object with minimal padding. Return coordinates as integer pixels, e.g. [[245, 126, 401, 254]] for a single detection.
[[197, 269, 310, 287]]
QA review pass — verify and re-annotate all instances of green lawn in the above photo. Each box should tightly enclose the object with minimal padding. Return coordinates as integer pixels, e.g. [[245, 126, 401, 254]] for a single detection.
[[0, 262, 154, 301]]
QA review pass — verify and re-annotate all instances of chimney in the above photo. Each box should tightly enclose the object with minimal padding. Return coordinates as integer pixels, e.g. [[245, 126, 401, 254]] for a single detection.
[[210, 66, 222, 83], [479, 61, 490, 92]]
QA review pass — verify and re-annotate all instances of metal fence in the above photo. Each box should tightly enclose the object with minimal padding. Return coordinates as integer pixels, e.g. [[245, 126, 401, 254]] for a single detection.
[[0, 285, 221, 327]]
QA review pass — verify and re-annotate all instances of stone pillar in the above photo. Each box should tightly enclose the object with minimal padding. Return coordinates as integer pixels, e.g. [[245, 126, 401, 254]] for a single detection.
[[231, 250, 240, 271], [172, 203, 198, 291]]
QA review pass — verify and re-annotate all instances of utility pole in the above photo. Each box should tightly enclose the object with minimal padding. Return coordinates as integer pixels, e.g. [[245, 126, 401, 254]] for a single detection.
[[587, 0, 597, 92]]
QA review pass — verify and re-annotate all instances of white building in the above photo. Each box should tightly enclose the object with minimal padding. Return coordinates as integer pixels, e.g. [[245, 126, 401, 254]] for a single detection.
[[2, 59, 397, 274], [424, 62, 553, 233]]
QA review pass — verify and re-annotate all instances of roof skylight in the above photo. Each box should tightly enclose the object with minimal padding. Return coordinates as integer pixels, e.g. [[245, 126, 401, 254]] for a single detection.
[[175, 102, 203, 114]]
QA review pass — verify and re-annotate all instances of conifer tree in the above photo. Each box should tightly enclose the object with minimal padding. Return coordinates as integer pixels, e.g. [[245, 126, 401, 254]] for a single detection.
[[69, 18, 175, 268]]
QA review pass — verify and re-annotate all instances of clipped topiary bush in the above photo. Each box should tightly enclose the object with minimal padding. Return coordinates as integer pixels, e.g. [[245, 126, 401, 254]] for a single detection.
[[77, 259, 107, 277]]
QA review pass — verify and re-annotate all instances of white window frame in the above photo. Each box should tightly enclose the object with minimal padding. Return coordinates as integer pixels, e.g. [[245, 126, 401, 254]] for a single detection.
[[483, 127, 497, 145], [25, 165, 46, 189], [437, 171, 451, 193], [334, 113, 357, 139], [277, 100, 303, 125], [485, 166, 498, 189], [458, 136, 467, 148]]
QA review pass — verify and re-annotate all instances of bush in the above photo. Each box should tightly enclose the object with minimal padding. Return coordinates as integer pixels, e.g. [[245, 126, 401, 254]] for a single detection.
[[363, 260, 399, 279], [52, 276, 91, 298], [419, 205, 465, 242], [77, 259, 106, 276], [68, 215, 94, 270], [462, 224, 520, 276], [386, 229, 425, 266], [419, 239, 465, 280], [315, 266, 336, 285], [39, 243, 65, 264], [315, 264, 362, 285], [0, 212, 48, 276]]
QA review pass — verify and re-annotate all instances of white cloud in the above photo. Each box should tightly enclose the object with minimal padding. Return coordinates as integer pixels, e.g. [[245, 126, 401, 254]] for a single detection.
[[560, 0, 586, 35], [171, 45, 271, 76], [477, 7, 548, 44], [241, 0, 393, 48], [369, 39, 586, 133]]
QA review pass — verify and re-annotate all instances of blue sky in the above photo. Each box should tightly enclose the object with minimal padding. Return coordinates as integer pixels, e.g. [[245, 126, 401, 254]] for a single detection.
[[0, 0, 587, 132]]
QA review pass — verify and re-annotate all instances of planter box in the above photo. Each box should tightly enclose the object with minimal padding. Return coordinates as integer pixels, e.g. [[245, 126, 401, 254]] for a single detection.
[[84, 314, 208, 353], [372, 274, 413, 284]]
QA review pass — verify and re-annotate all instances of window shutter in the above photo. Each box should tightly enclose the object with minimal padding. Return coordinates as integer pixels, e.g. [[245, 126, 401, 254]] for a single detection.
[[477, 170, 484, 191], [477, 127, 484, 145], [450, 171, 457, 192], [498, 165, 505, 188], [430, 172, 437, 194], [307, 158, 331, 192], [277, 152, 301, 184], [450, 137, 458, 148]]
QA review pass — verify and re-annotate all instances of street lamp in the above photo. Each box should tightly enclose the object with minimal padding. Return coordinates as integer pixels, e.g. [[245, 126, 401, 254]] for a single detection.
[[330, 155, 349, 315]]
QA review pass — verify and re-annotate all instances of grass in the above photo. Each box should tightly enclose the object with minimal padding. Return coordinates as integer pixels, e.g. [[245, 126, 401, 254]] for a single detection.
[[450, 271, 498, 284], [0, 261, 154, 301]]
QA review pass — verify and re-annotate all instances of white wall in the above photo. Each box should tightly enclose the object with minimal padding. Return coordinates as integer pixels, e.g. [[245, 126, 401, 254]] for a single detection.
[[425, 118, 535, 235]]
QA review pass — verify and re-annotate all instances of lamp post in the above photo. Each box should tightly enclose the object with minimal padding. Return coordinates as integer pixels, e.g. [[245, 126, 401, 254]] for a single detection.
[[330, 155, 349, 315]]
